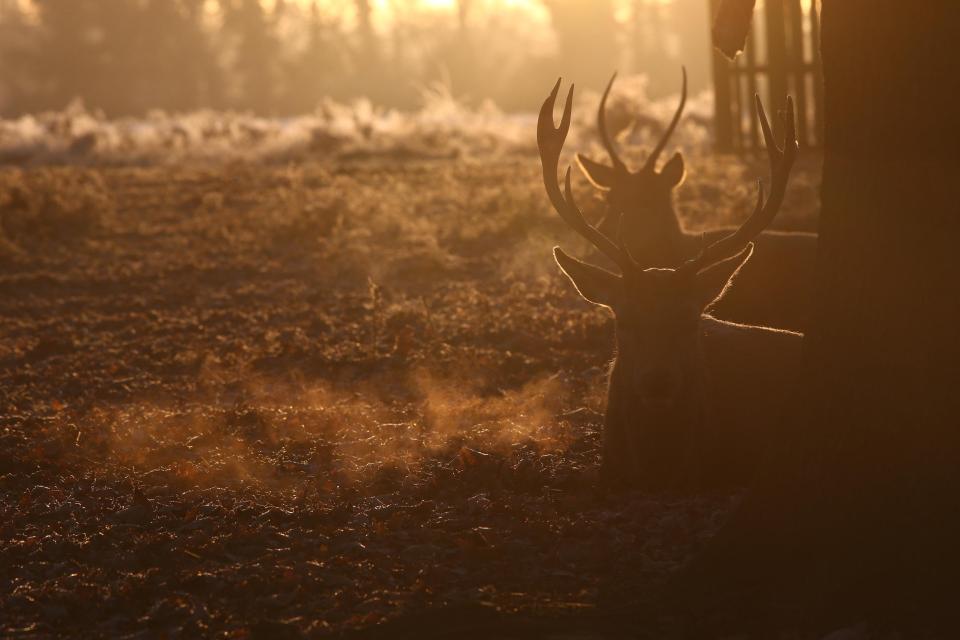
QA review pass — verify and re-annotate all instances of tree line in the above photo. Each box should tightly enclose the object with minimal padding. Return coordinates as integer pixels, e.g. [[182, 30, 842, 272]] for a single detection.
[[0, 0, 711, 117]]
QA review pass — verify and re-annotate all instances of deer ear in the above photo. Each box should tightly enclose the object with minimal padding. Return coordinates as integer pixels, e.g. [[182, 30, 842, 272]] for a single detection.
[[660, 152, 686, 187], [696, 243, 754, 309], [554, 247, 621, 308], [576, 154, 617, 190]]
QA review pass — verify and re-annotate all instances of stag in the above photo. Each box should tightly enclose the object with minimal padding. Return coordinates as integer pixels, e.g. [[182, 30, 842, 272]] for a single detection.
[[575, 70, 816, 332], [539, 80, 802, 489]]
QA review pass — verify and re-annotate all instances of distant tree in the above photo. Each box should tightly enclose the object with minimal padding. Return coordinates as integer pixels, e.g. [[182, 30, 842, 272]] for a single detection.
[[423, 0, 479, 100], [541, 0, 619, 89], [457, 0, 473, 36], [281, 0, 345, 113], [27, 0, 112, 112], [629, 0, 672, 92], [24, 0, 220, 116], [454, 0, 475, 65], [178, 0, 226, 110], [667, 0, 710, 94], [353, 0, 378, 72], [221, 0, 282, 113], [0, 0, 34, 114], [134, 0, 222, 112]]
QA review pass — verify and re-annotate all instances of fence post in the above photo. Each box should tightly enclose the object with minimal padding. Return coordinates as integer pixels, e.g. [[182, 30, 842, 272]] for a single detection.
[[709, 0, 735, 152], [809, 0, 825, 146], [711, 0, 821, 153], [785, 0, 809, 146], [763, 0, 788, 139]]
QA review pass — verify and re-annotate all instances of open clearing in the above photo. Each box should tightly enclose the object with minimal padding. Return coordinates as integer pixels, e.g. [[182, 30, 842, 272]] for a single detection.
[[0, 151, 818, 637]]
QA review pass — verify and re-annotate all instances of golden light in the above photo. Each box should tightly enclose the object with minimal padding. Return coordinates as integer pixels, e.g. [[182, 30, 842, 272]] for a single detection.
[[282, 0, 549, 15]]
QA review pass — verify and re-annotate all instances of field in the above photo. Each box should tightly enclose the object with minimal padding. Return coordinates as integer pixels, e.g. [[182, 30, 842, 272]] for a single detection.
[[0, 101, 820, 637]]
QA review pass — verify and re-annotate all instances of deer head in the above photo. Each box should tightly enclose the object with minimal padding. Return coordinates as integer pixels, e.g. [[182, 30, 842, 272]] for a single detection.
[[539, 79, 797, 410], [575, 70, 689, 266]]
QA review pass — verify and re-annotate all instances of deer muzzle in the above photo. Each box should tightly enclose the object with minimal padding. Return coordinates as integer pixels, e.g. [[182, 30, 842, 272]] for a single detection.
[[637, 368, 682, 410]]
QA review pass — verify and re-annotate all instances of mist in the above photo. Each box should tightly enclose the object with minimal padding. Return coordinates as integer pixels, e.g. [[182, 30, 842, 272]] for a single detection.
[[0, 0, 711, 116], [17, 1, 954, 638]]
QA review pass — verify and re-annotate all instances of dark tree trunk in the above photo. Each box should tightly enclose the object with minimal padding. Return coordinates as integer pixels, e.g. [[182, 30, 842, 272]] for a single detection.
[[679, 1, 960, 635]]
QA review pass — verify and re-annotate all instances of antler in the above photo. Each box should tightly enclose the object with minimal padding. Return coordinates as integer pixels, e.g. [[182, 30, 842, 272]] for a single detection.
[[590, 67, 686, 174], [679, 95, 798, 276], [598, 73, 627, 172], [538, 79, 637, 274], [643, 66, 688, 172]]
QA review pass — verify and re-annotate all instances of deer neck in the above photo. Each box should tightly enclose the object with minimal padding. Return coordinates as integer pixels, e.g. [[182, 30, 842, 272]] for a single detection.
[[602, 351, 708, 486], [606, 355, 708, 428], [623, 201, 687, 268]]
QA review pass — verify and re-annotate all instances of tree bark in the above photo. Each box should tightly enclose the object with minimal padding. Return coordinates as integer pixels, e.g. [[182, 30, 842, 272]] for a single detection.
[[678, 1, 960, 635]]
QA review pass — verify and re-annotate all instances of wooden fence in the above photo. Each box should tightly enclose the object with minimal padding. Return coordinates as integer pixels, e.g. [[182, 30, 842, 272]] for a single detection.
[[710, 0, 823, 152]]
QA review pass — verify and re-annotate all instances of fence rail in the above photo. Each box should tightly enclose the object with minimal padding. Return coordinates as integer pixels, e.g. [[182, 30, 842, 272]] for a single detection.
[[710, 0, 823, 153]]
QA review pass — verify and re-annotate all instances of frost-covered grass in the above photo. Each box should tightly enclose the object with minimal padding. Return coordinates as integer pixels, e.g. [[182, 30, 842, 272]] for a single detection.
[[0, 77, 715, 166], [0, 89, 822, 637]]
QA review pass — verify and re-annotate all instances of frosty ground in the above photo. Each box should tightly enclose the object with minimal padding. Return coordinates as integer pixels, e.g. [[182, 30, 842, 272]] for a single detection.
[[0, 97, 820, 638]]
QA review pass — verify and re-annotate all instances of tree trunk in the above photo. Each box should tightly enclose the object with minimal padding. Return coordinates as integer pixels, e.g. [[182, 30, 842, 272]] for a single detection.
[[542, 0, 618, 91], [678, 1, 960, 635]]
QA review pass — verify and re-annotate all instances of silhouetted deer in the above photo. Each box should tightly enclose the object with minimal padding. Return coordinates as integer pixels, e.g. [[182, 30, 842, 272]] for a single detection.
[[575, 70, 816, 332], [539, 80, 802, 490]]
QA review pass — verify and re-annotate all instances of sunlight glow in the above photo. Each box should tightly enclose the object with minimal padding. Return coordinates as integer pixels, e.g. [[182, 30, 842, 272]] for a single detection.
[[282, 0, 535, 9], [264, 0, 551, 28]]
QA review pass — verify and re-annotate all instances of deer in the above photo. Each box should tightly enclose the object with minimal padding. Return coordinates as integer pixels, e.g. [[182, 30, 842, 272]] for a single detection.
[[574, 69, 816, 332], [539, 79, 802, 490]]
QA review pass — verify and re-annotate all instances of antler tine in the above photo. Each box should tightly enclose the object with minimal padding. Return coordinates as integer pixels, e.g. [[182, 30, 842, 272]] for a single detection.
[[537, 77, 573, 169], [644, 66, 688, 171], [537, 78, 573, 214], [680, 95, 798, 275], [562, 169, 636, 272], [598, 72, 627, 172], [536, 79, 636, 273]]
